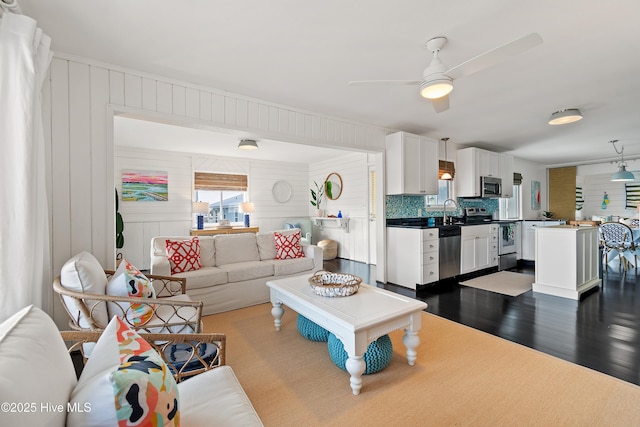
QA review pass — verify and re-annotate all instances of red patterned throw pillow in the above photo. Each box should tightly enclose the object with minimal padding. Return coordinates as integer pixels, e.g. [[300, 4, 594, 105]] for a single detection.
[[274, 230, 305, 260], [166, 237, 202, 274]]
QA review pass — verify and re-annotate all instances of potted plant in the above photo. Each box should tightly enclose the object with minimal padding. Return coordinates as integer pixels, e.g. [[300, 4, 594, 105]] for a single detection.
[[310, 180, 325, 217], [542, 210, 553, 219]]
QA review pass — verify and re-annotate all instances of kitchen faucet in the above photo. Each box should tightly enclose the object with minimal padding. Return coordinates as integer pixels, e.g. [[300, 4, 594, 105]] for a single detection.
[[443, 198, 459, 225]]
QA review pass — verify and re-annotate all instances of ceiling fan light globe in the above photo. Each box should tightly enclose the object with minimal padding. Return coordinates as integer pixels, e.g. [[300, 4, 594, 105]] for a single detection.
[[420, 79, 453, 99]]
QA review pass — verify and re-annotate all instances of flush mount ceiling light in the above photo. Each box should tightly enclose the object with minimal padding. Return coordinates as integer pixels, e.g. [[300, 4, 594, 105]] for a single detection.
[[441, 137, 453, 180], [548, 108, 583, 125], [238, 139, 258, 150], [609, 139, 635, 182]]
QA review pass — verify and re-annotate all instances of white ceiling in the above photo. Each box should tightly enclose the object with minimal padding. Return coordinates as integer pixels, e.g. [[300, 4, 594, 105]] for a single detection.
[[19, 0, 640, 166], [114, 116, 351, 163]]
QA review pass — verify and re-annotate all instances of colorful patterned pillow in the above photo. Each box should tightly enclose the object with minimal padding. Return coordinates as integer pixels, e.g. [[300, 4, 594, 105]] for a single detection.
[[274, 230, 305, 260], [67, 316, 179, 427], [106, 259, 156, 325], [166, 237, 202, 274]]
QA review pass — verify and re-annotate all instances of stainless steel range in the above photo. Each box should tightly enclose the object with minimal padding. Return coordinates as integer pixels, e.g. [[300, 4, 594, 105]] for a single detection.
[[463, 207, 492, 224]]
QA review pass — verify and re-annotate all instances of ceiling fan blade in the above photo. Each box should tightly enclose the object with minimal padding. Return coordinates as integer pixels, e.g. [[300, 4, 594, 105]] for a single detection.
[[348, 80, 422, 86], [432, 95, 450, 113], [445, 33, 543, 80]]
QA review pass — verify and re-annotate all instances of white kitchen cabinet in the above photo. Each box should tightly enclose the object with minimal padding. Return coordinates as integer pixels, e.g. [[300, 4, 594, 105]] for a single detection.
[[489, 223, 499, 267], [387, 227, 439, 289], [385, 131, 438, 195], [521, 220, 565, 261], [533, 225, 601, 299], [456, 147, 514, 198], [500, 155, 514, 198], [460, 224, 492, 274]]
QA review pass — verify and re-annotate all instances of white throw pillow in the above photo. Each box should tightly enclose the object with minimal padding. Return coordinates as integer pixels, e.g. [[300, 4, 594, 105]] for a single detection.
[[60, 251, 109, 328], [0, 306, 77, 427], [68, 316, 180, 427]]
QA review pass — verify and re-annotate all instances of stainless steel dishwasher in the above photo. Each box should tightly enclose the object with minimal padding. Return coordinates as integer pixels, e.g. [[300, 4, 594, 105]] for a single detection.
[[439, 225, 461, 280]]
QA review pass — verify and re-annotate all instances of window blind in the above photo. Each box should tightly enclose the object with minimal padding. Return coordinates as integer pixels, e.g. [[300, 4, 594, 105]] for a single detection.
[[625, 183, 640, 209], [438, 160, 455, 179], [194, 172, 248, 191], [513, 172, 523, 185]]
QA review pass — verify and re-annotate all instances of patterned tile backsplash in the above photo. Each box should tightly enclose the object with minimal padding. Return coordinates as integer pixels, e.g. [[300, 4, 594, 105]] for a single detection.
[[385, 195, 498, 219]]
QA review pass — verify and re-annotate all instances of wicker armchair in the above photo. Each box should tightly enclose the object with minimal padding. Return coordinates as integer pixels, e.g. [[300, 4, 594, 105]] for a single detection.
[[54, 270, 204, 333], [61, 330, 225, 383]]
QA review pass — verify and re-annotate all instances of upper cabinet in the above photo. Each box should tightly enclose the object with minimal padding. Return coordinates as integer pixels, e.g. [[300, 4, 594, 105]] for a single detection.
[[385, 131, 438, 195], [456, 147, 514, 198]]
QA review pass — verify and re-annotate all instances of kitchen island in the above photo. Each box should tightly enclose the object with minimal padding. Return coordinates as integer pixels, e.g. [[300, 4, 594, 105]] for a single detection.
[[532, 225, 601, 299]]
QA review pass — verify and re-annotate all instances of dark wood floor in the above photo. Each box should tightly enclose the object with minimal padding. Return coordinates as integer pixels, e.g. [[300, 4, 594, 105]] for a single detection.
[[323, 258, 640, 386]]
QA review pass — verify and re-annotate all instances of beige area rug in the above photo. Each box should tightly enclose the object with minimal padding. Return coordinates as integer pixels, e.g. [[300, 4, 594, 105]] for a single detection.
[[460, 271, 534, 296], [203, 303, 640, 427]]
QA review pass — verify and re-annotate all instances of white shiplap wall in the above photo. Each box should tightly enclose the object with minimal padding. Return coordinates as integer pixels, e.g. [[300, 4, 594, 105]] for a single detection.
[[115, 146, 311, 269], [43, 54, 386, 326], [310, 153, 370, 263]]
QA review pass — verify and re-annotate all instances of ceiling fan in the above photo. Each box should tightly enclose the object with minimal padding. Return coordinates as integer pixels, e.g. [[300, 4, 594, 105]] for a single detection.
[[348, 33, 543, 113]]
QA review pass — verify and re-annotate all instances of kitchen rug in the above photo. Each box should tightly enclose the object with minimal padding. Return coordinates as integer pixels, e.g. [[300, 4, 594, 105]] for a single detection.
[[460, 271, 534, 296]]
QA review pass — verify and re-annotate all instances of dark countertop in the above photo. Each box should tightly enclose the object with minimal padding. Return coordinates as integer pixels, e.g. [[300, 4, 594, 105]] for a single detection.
[[386, 218, 522, 229]]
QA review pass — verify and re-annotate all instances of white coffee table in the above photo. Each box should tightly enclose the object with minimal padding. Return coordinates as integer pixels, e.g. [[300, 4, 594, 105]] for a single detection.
[[266, 275, 428, 395]]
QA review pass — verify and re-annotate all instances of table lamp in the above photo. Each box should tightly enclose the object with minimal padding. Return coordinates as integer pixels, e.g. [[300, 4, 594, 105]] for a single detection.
[[240, 202, 255, 227], [193, 201, 209, 230]]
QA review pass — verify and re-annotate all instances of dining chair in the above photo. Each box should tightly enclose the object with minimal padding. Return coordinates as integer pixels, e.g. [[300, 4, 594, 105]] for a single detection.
[[599, 222, 637, 272]]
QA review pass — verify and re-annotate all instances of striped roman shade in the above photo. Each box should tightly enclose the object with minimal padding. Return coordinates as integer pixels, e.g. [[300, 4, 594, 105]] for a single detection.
[[625, 183, 640, 209], [194, 172, 248, 191], [438, 160, 455, 179]]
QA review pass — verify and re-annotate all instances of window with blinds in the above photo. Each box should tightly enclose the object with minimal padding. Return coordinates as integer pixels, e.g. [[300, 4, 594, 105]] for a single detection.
[[194, 173, 248, 224], [194, 172, 248, 191]]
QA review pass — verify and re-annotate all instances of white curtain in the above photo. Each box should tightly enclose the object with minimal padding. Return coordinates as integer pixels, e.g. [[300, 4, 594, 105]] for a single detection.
[[0, 12, 52, 322]]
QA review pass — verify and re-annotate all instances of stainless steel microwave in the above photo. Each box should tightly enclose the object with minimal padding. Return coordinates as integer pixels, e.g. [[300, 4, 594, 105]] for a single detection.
[[481, 176, 502, 197]]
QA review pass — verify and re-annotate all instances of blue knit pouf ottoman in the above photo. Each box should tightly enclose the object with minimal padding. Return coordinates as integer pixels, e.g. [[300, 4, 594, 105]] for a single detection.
[[327, 333, 393, 375], [297, 314, 329, 342]]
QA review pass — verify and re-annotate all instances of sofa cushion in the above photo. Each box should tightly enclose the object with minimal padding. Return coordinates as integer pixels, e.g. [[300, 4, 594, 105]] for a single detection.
[[0, 306, 77, 427], [256, 231, 277, 260], [256, 229, 302, 261], [179, 365, 263, 427], [68, 316, 180, 427], [275, 230, 305, 260], [198, 237, 216, 267], [60, 251, 109, 328], [215, 233, 260, 265], [173, 266, 228, 290], [269, 257, 315, 276], [218, 260, 274, 282], [166, 237, 202, 274], [106, 259, 156, 325]]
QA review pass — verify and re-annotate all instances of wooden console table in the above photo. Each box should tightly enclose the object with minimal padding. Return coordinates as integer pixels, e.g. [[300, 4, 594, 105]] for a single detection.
[[190, 226, 259, 236]]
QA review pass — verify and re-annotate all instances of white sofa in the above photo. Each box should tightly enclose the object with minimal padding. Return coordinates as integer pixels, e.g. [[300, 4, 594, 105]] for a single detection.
[[151, 230, 323, 315], [0, 305, 263, 427]]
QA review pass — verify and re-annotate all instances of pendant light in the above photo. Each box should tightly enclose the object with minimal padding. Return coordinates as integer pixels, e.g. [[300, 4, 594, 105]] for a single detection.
[[609, 140, 635, 182], [441, 137, 452, 180]]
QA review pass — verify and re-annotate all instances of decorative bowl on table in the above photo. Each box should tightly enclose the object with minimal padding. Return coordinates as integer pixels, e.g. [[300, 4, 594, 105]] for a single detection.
[[308, 270, 361, 297]]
